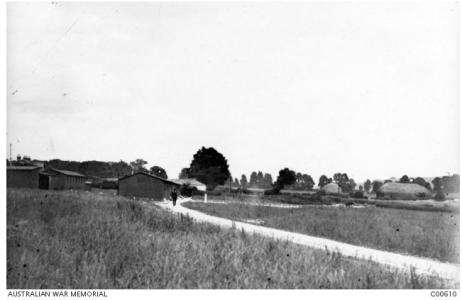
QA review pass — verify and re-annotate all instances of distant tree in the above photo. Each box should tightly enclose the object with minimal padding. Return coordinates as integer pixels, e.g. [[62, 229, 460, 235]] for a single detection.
[[347, 178, 356, 192], [273, 168, 296, 193], [302, 174, 315, 190], [16, 155, 21, 161], [372, 180, 383, 193], [257, 171, 264, 186], [188, 147, 230, 190], [240, 174, 248, 188], [413, 177, 431, 190], [432, 177, 442, 192], [364, 179, 372, 193], [291, 173, 315, 190], [435, 190, 446, 201], [179, 168, 190, 179], [333, 173, 342, 184], [399, 175, 411, 183], [249, 171, 258, 186], [318, 175, 331, 188], [358, 185, 364, 192], [333, 173, 351, 192], [441, 174, 460, 193], [263, 173, 273, 188], [234, 178, 240, 186], [224, 174, 235, 188], [150, 165, 168, 179], [130, 159, 148, 173]]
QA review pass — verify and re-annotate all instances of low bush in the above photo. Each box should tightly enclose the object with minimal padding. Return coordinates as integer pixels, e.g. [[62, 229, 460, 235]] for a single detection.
[[180, 184, 197, 197], [350, 191, 365, 199], [434, 191, 446, 201]]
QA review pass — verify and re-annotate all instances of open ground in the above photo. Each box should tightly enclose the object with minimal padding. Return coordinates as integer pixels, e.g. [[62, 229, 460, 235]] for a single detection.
[[7, 189, 458, 289]]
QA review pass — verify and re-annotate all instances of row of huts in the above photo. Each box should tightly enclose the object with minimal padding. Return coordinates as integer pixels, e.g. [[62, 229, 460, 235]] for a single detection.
[[7, 166, 87, 190], [8, 166, 439, 200], [320, 182, 433, 200], [7, 166, 206, 201]]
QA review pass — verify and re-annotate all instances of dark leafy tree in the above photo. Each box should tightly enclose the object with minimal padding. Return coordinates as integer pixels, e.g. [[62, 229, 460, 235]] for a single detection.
[[333, 173, 351, 192], [432, 177, 442, 192], [179, 168, 190, 179], [347, 178, 356, 192], [150, 165, 168, 179], [45, 159, 132, 178], [249, 171, 258, 186], [188, 147, 230, 190], [234, 178, 240, 186], [399, 175, 411, 183], [240, 174, 248, 188], [364, 179, 372, 193], [257, 171, 264, 186], [318, 175, 331, 188], [263, 173, 273, 188], [372, 180, 383, 193], [413, 177, 431, 190], [130, 159, 148, 173], [273, 168, 296, 193]]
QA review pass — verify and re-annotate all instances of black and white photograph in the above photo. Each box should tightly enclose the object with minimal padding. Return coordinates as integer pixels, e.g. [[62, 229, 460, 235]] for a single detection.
[[5, 0, 460, 295]]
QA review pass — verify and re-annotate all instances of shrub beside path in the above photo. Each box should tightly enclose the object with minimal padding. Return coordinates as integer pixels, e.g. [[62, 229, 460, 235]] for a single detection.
[[154, 199, 459, 282]]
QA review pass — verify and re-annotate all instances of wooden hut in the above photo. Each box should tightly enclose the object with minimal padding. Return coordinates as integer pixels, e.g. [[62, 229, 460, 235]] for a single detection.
[[118, 172, 180, 200], [39, 168, 87, 190], [7, 166, 42, 188]]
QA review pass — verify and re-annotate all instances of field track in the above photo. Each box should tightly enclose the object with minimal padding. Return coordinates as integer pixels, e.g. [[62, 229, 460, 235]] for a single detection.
[[154, 199, 459, 282]]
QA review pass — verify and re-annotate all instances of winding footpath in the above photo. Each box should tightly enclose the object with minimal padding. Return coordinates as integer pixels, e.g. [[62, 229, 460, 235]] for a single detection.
[[154, 199, 459, 282]]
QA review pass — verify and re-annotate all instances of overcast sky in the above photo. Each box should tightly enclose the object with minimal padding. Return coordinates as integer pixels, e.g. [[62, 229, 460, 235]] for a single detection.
[[7, 2, 459, 182]]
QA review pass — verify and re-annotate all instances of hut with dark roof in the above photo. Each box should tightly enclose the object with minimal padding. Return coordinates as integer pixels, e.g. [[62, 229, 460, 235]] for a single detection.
[[118, 172, 180, 200], [39, 168, 87, 190], [377, 182, 432, 200], [7, 166, 42, 188]]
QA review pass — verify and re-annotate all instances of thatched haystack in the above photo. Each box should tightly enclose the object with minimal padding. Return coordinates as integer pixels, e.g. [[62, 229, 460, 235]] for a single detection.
[[321, 182, 340, 194], [377, 182, 432, 200]]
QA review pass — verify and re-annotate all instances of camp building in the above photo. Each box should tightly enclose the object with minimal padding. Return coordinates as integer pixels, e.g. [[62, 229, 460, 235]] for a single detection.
[[118, 172, 180, 200], [39, 168, 87, 190], [377, 182, 432, 200], [321, 182, 341, 194], [7, 166, 42, 188]]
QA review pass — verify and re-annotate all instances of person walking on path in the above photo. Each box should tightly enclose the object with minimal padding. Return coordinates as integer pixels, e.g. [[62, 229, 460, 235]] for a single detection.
[[171, 189, 178, 206]]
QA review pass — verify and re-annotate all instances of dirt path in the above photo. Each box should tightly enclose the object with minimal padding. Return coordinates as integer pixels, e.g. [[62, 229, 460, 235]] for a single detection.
[[155, 199, 459, 281], [188, 199, 302, 208]]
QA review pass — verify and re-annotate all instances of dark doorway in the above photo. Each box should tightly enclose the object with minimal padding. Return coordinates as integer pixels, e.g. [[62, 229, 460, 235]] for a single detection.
[[39, 174, 49, 189]]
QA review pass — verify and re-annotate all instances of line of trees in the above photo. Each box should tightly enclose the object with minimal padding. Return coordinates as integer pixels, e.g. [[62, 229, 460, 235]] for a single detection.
[[9, 156, 169, 179], [12, 150, 460, 196]]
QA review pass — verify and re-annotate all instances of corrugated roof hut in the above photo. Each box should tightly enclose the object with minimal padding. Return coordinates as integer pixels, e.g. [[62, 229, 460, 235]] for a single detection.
[[118, 172, 180, 200], [7, 166, 42, 188], [321, 182, 340, 194], [377, 182, 432, 200]]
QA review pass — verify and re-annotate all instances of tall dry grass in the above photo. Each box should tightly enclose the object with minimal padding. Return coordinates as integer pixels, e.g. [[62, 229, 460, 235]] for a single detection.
[[7, 189, 456, 289], [184, 202, 459, 263]]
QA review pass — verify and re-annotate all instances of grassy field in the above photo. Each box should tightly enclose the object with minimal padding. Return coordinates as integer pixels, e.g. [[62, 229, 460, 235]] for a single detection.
[[7, 189, 457, 289], [183, 202, 459, 263]]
